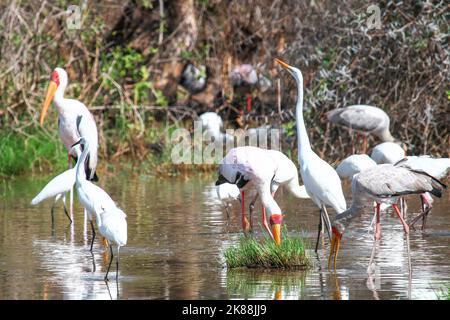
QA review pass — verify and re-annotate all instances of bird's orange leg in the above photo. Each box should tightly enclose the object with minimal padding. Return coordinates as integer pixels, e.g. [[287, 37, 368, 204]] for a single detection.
[[375, 203, 381, 241], [241, 191, 250, 233], [392, 204, 409, 234]]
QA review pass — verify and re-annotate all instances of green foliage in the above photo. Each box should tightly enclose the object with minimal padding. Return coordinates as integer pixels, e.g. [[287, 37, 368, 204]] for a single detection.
[[224, 235, 311, 269], [0, 131, 66, 178]]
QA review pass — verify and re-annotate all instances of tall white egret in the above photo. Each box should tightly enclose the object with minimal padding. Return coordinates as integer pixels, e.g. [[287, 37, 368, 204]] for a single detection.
[[327, 105, 396, 152], [370, 142, 405, 164], [276, 58, 347, 252], [328, 164, 447, 274], [40, 68, 99, 215], [216, 146, 309, 244], [72, 137, 127, 281], [31, 168, 76, 225]]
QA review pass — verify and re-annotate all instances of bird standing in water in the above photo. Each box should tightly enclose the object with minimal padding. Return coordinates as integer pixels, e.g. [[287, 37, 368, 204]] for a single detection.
[[72, 137, 127, 281], [276, 58, 347, 252]]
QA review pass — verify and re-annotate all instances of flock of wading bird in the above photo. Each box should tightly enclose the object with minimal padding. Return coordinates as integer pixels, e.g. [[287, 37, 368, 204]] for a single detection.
[[31, 59, 449, 284]]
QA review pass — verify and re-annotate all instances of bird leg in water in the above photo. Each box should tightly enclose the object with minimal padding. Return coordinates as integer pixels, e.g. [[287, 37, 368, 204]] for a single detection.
[[105, 244, 114, 282], [248, 193, 259, 232], [375, 203, 381, 241], [262, 207, 274, 240], [314, 210, 324, 253], [322, 205, 332, 241], [89, 220, 96, 252], [61, 194, 72, 224], [240, 191, 250, 233], [116, 247, 120, 282], [409, 195, 432, 230], [367, 237, 380, 274], [392, 204, 409, 234], [68, 153, 74, 217]]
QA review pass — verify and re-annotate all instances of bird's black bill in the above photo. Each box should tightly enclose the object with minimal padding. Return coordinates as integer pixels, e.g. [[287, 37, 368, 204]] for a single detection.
[[71, 139, 82, 148]]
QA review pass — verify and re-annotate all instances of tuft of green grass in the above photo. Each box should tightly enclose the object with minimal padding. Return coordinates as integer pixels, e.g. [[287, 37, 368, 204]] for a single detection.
[[224, 235, 312, 270]]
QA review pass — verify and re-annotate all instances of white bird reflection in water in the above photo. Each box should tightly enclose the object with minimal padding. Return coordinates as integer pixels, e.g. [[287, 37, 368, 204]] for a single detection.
[[33, 240, 122, 300]]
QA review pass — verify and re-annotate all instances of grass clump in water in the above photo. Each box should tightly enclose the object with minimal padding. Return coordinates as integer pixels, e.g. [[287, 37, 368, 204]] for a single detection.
[[224, 236, 311, 270]]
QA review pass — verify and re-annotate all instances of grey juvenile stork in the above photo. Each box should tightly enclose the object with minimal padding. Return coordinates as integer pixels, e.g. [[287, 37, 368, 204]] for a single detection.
[[327, 105, 396, 153], [328, 164, 447, 276]]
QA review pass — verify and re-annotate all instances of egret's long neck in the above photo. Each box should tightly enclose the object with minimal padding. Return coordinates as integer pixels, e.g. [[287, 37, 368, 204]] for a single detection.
[[294, 72, 312, 166], [53, 82, 67, 110], [75, 144, 89, 183]]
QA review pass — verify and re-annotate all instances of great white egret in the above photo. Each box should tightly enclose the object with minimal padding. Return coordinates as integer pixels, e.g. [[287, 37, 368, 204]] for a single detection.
[[275, 58, 347, 252], [71, 137, 127, 281]]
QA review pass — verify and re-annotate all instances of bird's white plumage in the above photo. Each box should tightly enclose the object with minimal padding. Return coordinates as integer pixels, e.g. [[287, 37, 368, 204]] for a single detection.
[[73, 137, 127, 248], [51, 68, 99, 179], [370, 142, 405, 164], [279, 62, 346, 214], [31, 168, 76, 205], [216, 183, 240, 204], [336, 154, 377, 180], [395, 156, 450, 179], [199, 112, 234, 145], [218, 146, 309, 215]]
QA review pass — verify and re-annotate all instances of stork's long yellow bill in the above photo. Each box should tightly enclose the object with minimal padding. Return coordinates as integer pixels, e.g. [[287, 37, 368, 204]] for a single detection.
[[40, 80, 58, 125], [274, 58, 291, 69], [272, 223, 281, 245], [328, 233, 341, 269]]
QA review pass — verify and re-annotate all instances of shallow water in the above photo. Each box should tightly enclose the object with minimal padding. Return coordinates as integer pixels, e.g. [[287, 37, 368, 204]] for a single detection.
[[0, 173, 449, 300]]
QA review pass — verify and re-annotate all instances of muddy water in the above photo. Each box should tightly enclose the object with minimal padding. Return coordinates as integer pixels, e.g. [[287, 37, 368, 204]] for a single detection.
[[0, 173, 449, 300]]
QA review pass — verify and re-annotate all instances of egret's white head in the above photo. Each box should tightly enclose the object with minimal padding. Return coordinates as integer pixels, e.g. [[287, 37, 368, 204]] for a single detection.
[[40, 68, 69, 125]]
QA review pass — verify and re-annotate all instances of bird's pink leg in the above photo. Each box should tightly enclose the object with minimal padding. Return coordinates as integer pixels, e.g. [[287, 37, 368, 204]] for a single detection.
[[262, 207, 274, 240], [392, 204, 409, 234], [241, 191, 250, 233], [375, 203, 381, 241]]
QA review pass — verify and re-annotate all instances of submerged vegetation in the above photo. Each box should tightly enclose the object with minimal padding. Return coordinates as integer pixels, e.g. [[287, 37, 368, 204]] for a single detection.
[[224, 236, 311, 270]]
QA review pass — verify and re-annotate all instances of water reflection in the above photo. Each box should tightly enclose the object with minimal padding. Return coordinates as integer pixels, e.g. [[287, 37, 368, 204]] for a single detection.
[[0, 174, 448, 299]]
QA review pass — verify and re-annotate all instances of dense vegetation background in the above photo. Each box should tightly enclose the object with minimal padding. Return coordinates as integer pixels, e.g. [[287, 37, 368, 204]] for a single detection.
[[0, 0, 448, 178]]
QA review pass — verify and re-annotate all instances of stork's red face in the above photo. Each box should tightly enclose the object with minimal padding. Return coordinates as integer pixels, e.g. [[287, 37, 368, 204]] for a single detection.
[[40, 70, 61, 125]]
